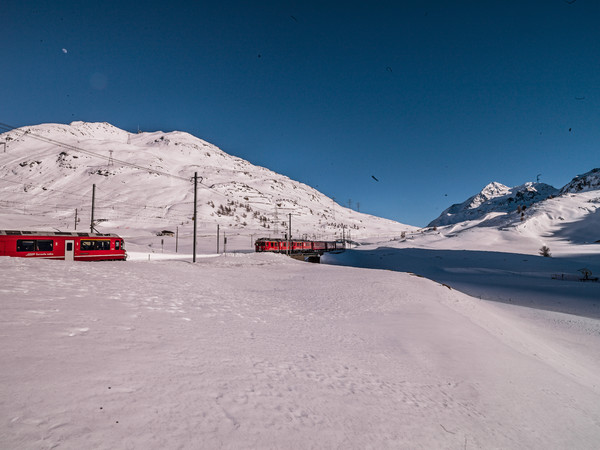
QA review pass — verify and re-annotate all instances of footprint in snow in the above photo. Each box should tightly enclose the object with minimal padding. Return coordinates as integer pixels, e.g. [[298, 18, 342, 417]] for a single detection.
[[66, 327, 90, 337]]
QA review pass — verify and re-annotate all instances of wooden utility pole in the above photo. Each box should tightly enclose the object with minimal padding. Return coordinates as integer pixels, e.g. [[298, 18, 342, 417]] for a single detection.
[[90, 184, 96, 233], [193, 173, 198, 263], [288, 213, 291, 255], [74, 209, 78, 231], [217, 224, 220, 254]]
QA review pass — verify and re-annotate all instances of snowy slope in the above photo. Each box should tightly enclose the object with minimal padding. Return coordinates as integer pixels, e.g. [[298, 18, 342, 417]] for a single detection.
[[0, 122, 414, 247], [560, 167, 600, 194], [2, 254, 600, 449]]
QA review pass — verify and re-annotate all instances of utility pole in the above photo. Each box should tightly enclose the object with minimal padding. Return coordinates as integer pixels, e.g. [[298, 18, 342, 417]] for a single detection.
[[288, 213, 291, 255], [217, 224, 220, 254], [74, 209, 78, 231], [193, 172, 198, 263], [176, 226, 179, 253], [90, 184, 96, 233]]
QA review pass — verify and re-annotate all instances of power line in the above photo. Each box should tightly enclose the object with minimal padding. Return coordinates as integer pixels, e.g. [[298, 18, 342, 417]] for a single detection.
[[0, 121, 284, 223], [0, 175, 91, 200], [0, 122, 190, 182], [0, 122, 256, 204]]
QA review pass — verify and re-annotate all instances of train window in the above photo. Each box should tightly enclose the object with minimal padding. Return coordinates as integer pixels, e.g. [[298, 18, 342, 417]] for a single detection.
[[16, 240, 53, 252], [16, 240, 35, 252], [36, 240, 53, 251], [80, 240, 111, 251], [115, 240, 120, 250]]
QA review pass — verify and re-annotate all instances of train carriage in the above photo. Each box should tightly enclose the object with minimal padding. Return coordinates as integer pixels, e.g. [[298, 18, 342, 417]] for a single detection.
[[0, 230, 127, 261]]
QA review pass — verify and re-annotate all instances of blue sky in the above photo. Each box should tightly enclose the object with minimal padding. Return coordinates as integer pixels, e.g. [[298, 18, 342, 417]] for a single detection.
[[2, 0, 599, 226]]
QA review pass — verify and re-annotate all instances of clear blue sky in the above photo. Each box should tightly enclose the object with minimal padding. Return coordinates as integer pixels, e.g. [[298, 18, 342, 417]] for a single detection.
[[3, 0, 599, 226]]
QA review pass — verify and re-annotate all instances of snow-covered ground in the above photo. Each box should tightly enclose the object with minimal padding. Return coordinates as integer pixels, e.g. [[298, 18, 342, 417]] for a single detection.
[[2, 248, 600, 449]]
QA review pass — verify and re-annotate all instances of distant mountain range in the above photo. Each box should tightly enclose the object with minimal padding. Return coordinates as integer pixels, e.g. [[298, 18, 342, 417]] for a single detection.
[[426, 168, 600, 247], [428, 181, 559, 227], [428, 169, 600, 228]]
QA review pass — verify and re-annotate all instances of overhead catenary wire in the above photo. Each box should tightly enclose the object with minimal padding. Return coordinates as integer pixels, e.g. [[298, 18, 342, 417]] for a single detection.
[[0, 175, 221, 224], [0, 173, 271, 228]]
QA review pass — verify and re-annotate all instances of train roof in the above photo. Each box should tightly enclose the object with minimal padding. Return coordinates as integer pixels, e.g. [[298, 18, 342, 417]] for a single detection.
[[255, 237, 338, 243], [0, 230, 121, 237]]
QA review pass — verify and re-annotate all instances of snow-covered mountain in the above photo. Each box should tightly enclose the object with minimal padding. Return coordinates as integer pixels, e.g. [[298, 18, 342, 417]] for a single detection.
[[560, 168, 600, 194], [0, 122, 413, 244], [424, 169, 600, 253], [428, 181, 559, 227]]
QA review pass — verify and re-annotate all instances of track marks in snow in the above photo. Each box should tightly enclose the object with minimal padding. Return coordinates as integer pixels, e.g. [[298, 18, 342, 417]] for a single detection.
[[64, 327, 90, 337]]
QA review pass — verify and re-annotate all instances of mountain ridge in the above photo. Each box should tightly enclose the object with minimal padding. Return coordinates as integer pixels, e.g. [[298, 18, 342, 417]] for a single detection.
[[0, 122, 413, 241], [428, 169, 600, 229]]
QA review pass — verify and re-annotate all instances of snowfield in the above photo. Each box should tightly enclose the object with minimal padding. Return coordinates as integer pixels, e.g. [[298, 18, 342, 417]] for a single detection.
[[2, 251, 600, 449]]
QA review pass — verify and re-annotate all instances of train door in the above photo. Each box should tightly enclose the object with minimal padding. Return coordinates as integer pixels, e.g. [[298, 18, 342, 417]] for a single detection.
[[65, 240, 74, 261]]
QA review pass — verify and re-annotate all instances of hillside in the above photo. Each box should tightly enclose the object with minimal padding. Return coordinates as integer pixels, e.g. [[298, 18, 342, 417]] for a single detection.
[[424, 170, 600, 254], [0, 122, 414, 249]]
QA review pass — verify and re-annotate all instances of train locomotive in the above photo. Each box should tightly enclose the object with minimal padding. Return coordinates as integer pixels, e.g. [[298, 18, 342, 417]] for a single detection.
[[0, 230, 127, 261]]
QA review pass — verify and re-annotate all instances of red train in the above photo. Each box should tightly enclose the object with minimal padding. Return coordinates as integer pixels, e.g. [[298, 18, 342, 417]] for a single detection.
[[255, 238, 344, 254], [0, 230, 127, 261]]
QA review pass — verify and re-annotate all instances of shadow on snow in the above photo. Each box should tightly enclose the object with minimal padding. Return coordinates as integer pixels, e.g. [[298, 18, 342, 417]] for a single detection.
[[324, 247, 600, 320]]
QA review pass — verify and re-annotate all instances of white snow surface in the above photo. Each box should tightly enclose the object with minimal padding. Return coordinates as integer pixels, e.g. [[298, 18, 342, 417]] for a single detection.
[[2, 122, 600, 448], [2, 252, 600, 449]]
